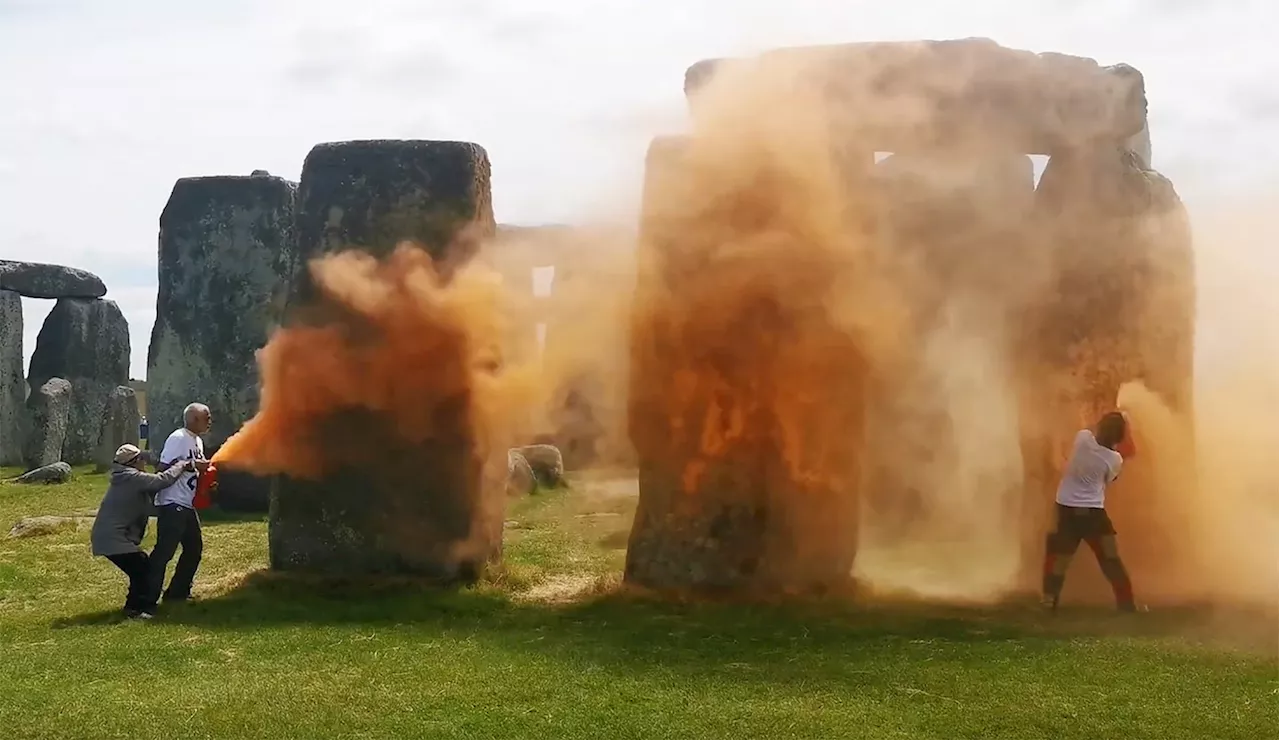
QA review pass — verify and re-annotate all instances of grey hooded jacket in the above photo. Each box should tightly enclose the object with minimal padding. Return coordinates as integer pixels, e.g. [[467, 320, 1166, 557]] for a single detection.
[[89, 462, 192, 556]]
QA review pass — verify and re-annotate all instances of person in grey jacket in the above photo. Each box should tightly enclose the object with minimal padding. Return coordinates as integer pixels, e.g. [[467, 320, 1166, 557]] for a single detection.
[[90, 444, 203, 619]]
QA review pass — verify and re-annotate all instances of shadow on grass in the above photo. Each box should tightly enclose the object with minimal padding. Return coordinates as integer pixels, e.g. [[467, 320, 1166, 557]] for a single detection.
[[71, 569, 1271, 648], [199, 508, 268, 526]]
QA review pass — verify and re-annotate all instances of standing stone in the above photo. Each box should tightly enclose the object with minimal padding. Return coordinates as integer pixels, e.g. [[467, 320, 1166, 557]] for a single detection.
[[0, 290, 22, 465], [0, 260, 107, 299], [270, 139, 502, 580], [93, 385, 141, 471], [146, 174, 297, 511], [23, 377, 71, 470], [624, 136, 866, 594], [288, 139, 496, 308], [28, 299, 129, 465], [1018, 146, 1196, 602]]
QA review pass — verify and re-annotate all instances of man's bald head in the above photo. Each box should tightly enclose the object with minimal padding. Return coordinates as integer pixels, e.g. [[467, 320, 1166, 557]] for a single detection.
[[184, 403, 212, 434]]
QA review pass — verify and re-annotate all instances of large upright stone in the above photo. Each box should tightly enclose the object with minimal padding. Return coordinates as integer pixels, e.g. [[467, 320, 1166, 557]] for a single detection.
[[147, 174, 297, 447], [624, 136, 866, 594], [93, 385, 141, 471], [289, 139, 496, 309], [0, 260, 107, 299], [23, 377, 71, 470], [0, 290, 22, 465], [28, 299, 129, 465], [1017, 147, 1196, 603], [270, 139, 502, 580]]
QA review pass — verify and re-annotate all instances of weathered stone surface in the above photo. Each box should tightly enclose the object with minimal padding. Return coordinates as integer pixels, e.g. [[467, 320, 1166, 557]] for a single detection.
[[93, 385, 140, 472], [212, 466, 271, 513], [147, 174, 297, 448], [11, 461, 72, 485], [506, 450, 536, 496], [0, 260, 107, 299], [0, 290, 22, 465], [28, 298, 129, 465], [23, 378, 71, 470], [515, 444, 565, 488], [289, 139, 496, 309], [685, 39, 1148, 154], [270, 139, 503, 579], [624, 136, 865, 594], [7, 512, 92, 537], [1017, 147, 1196, 603]]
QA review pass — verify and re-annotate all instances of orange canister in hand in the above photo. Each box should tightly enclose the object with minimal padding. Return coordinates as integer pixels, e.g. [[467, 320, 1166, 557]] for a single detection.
[[193, 463, 218, 510]]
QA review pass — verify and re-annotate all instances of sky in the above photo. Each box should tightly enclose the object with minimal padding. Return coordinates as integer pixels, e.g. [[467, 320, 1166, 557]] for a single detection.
[[1, 0, 1276, 380]]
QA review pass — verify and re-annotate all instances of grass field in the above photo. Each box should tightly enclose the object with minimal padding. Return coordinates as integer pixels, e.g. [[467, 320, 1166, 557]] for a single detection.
[[1, 466, 1275, 740]]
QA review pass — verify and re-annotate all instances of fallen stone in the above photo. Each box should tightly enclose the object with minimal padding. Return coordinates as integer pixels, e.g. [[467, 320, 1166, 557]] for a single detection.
[[0, 289, 22, 465], [10, 461, 72, 485], [7, 512, 92, 538], [28, 298, 129, 465], [514, 444, 565, 488], [0, 260, 107, 299], [23, 378, 71, 470], [507, 450, 536, 496], [147, 174, 296, 444], [93, 385, 140, 472]]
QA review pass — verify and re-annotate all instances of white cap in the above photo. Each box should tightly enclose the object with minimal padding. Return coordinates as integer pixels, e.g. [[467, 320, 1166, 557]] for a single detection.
[[113, 444, 143, 465]]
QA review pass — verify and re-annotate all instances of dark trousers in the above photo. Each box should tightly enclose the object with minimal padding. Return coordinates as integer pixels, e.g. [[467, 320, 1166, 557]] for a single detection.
[[105, 551, 151, 612], [147, 504, 203, 607], [1042, 504, 1135, 610]]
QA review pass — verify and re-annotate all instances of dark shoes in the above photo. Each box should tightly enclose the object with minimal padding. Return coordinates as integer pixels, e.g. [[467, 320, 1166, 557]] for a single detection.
[[123, 608, 154, 620]]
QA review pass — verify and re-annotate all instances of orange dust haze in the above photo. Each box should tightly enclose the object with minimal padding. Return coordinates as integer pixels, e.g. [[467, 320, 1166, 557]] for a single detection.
[[213, 242, 534, 480]]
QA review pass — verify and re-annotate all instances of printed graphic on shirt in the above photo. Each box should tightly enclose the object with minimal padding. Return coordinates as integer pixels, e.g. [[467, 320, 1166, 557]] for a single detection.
[[154, 430, 206, 509]]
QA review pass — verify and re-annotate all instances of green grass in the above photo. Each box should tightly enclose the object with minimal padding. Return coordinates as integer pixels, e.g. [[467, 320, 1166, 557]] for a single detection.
[[0, 466, 1275, 740]]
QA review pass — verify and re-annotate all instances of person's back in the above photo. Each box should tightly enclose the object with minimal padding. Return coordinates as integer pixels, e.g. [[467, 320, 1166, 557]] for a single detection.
[[1042, 411, 1137, 611], [1055, 429, 1123, 509]]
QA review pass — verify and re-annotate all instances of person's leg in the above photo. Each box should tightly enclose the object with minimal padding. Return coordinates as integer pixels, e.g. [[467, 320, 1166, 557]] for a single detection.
[[1084, 533, 1136, 611], [119, 552, 151, 612], [145, 506, 186, 612], [1042, 508, 1082, 608], [105, 552, 148, 612], [164, 509, 203, 602]]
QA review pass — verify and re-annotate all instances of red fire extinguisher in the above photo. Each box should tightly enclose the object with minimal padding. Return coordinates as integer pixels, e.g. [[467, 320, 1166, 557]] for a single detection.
[[193, 463, 218, 511]]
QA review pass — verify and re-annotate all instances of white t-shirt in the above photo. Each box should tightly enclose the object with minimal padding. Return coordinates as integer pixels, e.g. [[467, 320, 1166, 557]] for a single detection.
[[1055, 429, 1123, 509], [154, 428, 206, 508]]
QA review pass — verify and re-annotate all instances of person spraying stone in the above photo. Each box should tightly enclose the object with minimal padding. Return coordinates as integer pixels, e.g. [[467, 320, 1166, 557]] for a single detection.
[[89, 444, 202, 619], [1041, 411, 1140, 611], [146, 402, 214, 610]]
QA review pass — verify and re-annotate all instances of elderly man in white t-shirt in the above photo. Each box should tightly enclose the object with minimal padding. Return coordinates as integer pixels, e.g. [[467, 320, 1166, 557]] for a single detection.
[[144, 402, 213, 614]]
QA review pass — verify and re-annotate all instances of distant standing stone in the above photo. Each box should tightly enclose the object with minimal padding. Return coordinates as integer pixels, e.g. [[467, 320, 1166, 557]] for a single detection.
[[10, 461, 72, 485], [22, 377, 71, 470], [147, 174, 297, 448], [0, 260, 107, 299], [28, 298, 130, 465], [0, 289, 23, 465], [93, 385, 141, 472]]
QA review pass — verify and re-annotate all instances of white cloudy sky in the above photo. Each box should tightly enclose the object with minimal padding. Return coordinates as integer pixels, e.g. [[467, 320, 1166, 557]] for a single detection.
[[1, 0, 1276, 379]]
